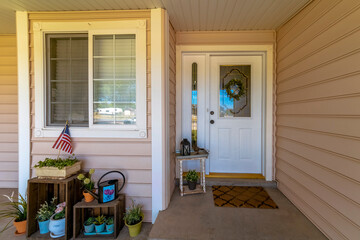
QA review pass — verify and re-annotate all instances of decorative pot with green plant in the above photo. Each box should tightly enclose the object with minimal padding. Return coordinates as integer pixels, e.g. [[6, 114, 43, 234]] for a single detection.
[[77, 169, 95, 202], [185, 170, 199, 190], [94, 215, 106, 233], [0, 192, 27, 235], [34, 154, 81, 179], [48, 202, 66, 238], [83, 217, 95, 233], [124, 200, 143, 237], [105, 216, 114, 233], [35, 197, 56, 234]]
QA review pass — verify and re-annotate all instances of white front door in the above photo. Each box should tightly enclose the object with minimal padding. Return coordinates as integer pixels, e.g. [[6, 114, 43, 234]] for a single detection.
[[209, 55, 263, 173]]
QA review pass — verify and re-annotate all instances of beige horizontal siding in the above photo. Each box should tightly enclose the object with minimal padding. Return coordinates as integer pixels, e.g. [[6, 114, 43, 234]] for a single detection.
[[0, 34, 18, 188], [169, 21, 176, 196], [28, 10, 152, 222], [276, 0, 360, 239]]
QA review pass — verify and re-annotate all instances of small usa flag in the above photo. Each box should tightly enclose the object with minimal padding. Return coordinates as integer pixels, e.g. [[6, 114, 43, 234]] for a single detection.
[[52, 122, 73, 154]]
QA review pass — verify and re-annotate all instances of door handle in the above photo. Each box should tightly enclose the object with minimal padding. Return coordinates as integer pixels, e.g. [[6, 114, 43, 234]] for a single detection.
[[210, 120, 215, 124]]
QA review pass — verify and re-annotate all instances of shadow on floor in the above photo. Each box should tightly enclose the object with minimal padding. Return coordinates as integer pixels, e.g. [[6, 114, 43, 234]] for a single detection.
[[149, 186, 327, 240]]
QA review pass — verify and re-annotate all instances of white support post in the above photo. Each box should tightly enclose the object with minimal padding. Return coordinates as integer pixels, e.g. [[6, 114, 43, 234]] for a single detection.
[[16, 11, 31, 198], [151, 8, 168, 223]]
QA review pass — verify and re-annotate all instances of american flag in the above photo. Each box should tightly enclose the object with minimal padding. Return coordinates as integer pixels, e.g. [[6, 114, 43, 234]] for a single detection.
[[52, 122, 73, 154]]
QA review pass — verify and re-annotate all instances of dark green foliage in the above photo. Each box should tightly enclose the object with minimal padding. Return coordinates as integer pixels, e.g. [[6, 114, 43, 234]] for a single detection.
[[106, 216, 114, 225], [84, 217, 95, 226], [34, 155, 78, 169], [123, 200, 143, 225], [185, 170, 199, 182], [93, 215, 106, 225]]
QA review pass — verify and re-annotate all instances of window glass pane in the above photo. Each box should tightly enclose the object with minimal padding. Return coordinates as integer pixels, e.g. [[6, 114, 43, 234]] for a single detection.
[[94, 103, 115, 124], [115, 80, 136, 102], [93, 34, 136, 125], [115, 35, 135, 56], [219, 65, 251, 118], [115, 58, 136, 79], [71, 60, 88, 80], [94, 58, 113, 79], [50, 60, 70, 80], [115, 103, 136, 125], [46, 34, 89, 126], [94, 80, 113, 102], [94, 35, 113, 56]]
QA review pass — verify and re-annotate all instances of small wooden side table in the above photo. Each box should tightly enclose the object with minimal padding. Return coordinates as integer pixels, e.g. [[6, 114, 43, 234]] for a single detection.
[[176, 150, 208, 196]]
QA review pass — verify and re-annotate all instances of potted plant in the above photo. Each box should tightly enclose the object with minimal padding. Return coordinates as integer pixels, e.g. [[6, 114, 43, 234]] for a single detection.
[[93, 215, 106, 233], [105, 216, 114, 233], [0, 192, 27, 235], [35, 197, 56, 234], [34, 154, 81, 179], [83, 217, 95, 233], [124, 201, 143, 237], [48, 202, 66, 238], [185, 170, 199, 190], [77, 169, 95, 202]]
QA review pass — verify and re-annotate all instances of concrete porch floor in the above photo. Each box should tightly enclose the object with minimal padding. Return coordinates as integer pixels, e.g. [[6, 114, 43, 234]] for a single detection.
[[149, 185, 327, 240]]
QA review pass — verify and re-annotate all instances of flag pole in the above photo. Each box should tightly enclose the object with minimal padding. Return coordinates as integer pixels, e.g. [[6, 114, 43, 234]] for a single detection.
[[57, 120, 69, 159]]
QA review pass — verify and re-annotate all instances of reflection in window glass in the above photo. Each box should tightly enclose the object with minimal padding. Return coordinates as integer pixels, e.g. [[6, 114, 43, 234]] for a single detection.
[[93, 34, 136, 125], [219, 65, 251, 118], [191, 62, 197, 148]]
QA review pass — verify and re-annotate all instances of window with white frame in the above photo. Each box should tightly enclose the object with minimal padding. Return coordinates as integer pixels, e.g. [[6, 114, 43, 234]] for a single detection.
[[34, 21, 147, 138]]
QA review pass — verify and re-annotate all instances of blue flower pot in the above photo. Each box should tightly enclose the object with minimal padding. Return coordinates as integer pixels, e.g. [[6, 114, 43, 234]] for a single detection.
[[38, 219, 50, 234], [84, 223, 95, 233], [95, 223, 105, 233], [106, 223, 114, 233]]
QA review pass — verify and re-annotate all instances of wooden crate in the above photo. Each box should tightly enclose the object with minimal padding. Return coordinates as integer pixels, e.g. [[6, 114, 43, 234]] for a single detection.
[[73, 194, 125, 239], [35, 161, 82, 179], [26, 175, 82, 240]]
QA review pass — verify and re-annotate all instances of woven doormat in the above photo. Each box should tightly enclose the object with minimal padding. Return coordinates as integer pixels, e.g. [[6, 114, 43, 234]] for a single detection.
[[212, 186, 278, 209]]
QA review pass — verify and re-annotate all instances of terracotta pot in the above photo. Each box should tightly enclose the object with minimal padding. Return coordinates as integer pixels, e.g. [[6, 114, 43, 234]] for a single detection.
[[83, 190, 95, 202], [13, 219, 27, 235]]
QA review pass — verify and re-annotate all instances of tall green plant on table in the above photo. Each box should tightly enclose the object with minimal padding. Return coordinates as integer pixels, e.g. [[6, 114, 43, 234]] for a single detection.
[[0, 192, 27, 235], [185, 169, 199, 190], [124, 200, 144, 237], [35, 197, 57, 234], [77, 169, 95, 202]]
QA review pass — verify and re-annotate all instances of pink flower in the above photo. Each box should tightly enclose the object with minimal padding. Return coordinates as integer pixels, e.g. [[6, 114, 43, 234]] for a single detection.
[[57, 202, 66, 208], [55, 206, 64, 213]]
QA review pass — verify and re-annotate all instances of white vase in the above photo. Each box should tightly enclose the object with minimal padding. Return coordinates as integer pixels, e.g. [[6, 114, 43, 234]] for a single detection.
[[48, 214, 65, 238]]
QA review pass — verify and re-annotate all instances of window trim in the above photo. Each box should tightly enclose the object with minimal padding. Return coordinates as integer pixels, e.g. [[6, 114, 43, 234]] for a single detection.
[[33, 20, 147, 138]]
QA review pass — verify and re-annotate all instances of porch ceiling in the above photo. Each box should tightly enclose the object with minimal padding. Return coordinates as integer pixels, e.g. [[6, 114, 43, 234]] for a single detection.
[[0, 0, 311, 34]]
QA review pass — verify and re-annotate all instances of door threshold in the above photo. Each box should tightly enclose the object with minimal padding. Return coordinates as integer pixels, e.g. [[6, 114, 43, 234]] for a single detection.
[[206, 173, 265, 179]]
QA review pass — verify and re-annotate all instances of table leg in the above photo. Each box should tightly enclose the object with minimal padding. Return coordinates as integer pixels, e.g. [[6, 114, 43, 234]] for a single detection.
[[179, 160, 183, 196], [202, 159, 206, 193]]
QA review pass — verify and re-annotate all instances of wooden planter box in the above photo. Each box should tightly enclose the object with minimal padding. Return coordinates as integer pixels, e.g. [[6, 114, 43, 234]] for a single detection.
[[27, 175, 82, 240], [35, 161, 82, 179], [73, 195, 125, 239]]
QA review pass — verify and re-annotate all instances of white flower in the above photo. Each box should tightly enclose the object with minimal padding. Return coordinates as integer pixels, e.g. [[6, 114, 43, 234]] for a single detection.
[[3, 191, 14, 202]]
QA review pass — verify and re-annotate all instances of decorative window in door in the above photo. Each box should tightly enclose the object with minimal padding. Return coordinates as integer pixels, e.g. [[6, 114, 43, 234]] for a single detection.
[[219, 65, 251, 118]]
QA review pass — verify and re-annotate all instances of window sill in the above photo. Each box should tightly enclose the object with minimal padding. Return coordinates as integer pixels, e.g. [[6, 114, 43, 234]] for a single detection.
[[34, 127, 147, 138]]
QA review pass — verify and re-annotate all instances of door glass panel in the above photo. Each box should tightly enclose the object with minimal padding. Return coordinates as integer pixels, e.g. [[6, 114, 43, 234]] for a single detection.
[[219, 65, 251, 118]]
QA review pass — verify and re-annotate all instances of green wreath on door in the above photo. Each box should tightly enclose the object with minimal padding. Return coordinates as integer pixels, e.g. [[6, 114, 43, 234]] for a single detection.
[[224, 78, 247, 101]]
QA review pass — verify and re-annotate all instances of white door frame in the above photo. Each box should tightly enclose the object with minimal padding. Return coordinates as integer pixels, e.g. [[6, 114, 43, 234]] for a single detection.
[[176, 45, 274, 181]]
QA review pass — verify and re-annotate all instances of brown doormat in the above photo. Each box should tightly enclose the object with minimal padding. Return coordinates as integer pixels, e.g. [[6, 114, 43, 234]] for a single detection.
[[212, 186, 278, 209]]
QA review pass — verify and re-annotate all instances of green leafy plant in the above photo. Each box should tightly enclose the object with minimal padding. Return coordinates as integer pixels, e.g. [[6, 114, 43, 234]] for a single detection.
[[185, 170, 199, 182], [93, 215, 106, 225], [123, 200, 143, 225], [53, 202, 66, 220], [77, 169, 95, 192], [34, 154, 78, 170], [36, 197, 57, 222], [0, 192, 27, 232], [106, 216, 114, 225], [84, 217, 95, 226]]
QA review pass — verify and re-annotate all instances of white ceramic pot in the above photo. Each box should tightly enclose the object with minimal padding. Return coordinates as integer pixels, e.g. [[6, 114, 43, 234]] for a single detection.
[[48, 214, 65, 238]]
